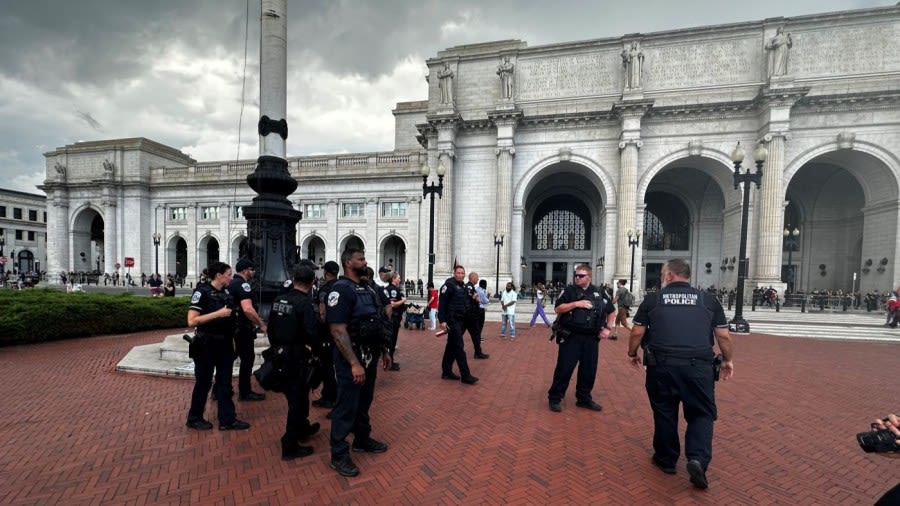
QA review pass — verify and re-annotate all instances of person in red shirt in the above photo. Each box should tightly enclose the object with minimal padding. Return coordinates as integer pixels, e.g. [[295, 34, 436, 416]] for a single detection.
[[427, 282, 439, 330]]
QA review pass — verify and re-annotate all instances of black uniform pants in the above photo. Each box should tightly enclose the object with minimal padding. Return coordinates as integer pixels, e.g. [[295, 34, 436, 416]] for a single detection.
[[547, 333, 598, 404], [645, 363, 717, 470], [389, 315, 402, 359], [330, 346, 379, 459], [187, 335, 236, 425], [282, 366, 313, 449], [441, 319, 471, 376], [316, 341, 337, 403], [464, 312, 484, 355], [234, 326, 256, 396]]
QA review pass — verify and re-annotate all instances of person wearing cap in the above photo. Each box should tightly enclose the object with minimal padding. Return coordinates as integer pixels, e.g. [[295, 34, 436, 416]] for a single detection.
[[229, 258, 268, 401], [375, 266, 392, 288], [313, 260, 341, 409]]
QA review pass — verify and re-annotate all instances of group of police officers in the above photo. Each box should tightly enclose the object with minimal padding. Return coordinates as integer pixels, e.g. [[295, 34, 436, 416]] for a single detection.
[[185, 253, 735, 489]]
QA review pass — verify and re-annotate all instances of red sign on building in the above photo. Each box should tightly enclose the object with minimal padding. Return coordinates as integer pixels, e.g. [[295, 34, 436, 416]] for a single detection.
[[124, 257, 135, 268]]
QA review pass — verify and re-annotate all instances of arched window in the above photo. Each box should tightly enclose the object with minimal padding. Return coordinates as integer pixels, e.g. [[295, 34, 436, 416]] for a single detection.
[[643, 192, 690, 251], [532, 197, 591, 250]]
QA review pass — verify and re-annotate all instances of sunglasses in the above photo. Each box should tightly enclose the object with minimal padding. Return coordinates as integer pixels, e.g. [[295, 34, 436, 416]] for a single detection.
[[574, 273, 589, 278]]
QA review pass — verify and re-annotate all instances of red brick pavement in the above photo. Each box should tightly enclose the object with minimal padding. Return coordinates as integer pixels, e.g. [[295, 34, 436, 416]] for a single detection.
[[0, 324, 898, 505]]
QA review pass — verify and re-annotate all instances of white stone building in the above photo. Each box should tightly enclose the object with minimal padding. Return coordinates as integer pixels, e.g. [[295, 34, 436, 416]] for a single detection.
[[0, 189, 47, 278], [40, 5, 900, 295]]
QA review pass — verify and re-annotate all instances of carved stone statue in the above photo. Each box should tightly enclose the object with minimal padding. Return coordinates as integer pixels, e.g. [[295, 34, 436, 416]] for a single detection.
[[621, 42, 644, 90], [766, 26, 793, 77], [437, 62, 454, 105], [54, 162, 67, 178], [497, 56, 515, 99]]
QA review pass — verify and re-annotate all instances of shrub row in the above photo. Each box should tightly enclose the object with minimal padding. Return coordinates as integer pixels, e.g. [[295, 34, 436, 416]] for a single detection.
[[0, 289, 188, 346]]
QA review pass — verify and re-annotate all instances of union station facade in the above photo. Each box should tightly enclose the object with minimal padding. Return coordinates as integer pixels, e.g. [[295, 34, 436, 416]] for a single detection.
[[40, 5, 900, 295]]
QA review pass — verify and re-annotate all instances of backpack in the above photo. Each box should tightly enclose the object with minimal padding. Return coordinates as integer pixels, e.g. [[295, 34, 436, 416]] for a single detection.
[[620, 290, 634, 308]]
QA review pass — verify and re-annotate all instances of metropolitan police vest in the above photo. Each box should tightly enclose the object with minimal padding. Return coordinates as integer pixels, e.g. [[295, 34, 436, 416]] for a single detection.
[[641, 282, 717, 358]]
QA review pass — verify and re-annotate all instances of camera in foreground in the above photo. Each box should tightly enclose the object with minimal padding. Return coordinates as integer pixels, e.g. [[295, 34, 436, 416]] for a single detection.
[[857, 424, 900, 454]]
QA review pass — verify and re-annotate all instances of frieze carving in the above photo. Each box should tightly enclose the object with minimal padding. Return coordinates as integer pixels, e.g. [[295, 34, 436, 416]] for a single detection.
[[102, 159, 115, 175], [643, 39, 757, 90], [517, 53, 616, 100], [791, 24, 900, 77], [54, 162, 67, 178]]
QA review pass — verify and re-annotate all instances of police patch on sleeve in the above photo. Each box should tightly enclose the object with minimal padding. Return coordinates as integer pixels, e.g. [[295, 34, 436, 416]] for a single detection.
[[242, 282, 252, 293], [441, 285, 447, 294], [283, 279, 292, 288], [327, 291, 340, 307], [191, 291, 202, 304]]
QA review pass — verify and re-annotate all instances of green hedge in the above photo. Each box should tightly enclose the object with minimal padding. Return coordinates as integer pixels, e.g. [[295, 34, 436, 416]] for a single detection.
[[0, 289, 188, 346]]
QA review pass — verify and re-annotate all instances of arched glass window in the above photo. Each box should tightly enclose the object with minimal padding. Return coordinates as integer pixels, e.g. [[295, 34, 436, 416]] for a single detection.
[[643, 192, 690, 251], [532, 197, 591, 250]]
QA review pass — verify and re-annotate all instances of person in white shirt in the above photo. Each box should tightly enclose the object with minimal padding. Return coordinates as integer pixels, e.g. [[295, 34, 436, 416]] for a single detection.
[[500, 282, 518, 340]]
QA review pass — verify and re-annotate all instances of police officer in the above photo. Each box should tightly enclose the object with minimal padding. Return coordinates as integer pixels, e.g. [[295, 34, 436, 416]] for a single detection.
[[438, 265, 479, 384], [313, 260, 341, 409], [627, 258, 734, 489], [326, 248, 392, 477], [268, 265, 320, 460], [384, 271, 407, 371], [229, 258, 268, 401], [547, 264, 615, 413], [185, 261, 250, 431], [464, 272, 490, 360]]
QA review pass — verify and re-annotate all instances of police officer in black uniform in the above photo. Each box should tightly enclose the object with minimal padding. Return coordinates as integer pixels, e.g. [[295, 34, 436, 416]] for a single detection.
[[313, 260, 341, 409], [547, 264, 616, 413], [384, 271, 407, 371], [326, 248, 392, 477], [438, 265, 479, 384], [229, 258, 268, 401], [185, 261, 250, 431], [627, 258, 734, 489], [464, 272, 490, 360], [268, 265, 320, 460]]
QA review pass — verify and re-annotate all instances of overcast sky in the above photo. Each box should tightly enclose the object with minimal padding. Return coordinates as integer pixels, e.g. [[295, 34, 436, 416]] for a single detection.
[[0, 0, 892, 195]]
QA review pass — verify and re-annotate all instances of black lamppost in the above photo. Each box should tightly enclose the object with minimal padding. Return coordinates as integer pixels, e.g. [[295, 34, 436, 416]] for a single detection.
[[783, 226, 799, 292], [730, 141, 768, 333], [494, 234, 504, 297], [152, 232, 161, 275], [628, 230, 640, 292], [421, 161, 446, 288]]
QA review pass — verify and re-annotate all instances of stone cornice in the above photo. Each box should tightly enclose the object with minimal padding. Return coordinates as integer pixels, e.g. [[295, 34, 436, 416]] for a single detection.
[[487, 109, 523, 124], [755, 86, 811, 109], [612, 99, 655, 119], [425, 111, 463, 128], [795, 90, 900, 113], [42, 137, 196, 165], [519, 110, 615, 128], [646, 99, 758, 121]]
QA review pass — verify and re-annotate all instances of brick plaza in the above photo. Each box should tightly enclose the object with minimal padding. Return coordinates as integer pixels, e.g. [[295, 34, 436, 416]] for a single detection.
[[1, 323, 898, 505]]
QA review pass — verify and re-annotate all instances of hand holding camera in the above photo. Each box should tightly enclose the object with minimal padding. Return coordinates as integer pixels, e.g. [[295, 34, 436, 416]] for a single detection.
[[857, 413, 900, 455]]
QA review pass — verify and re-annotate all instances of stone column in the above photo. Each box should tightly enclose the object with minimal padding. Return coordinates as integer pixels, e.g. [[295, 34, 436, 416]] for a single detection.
[[102, 197, 118, 281], [46, 193, 70, 282], [438, 150, 454, 275], [615, 140, 640, 279], [510, 206, 524, 287], [495, 146, 514, 280], [754, 134, 786, 285]]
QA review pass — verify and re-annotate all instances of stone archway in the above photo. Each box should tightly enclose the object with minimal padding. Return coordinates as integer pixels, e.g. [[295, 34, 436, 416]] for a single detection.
[[169, 236, 187, 279], [340, 235, 365, 254], [304, 235, 326, 265], [380, 235, 406, 276], [198, 235, 220, 271], [784, 147, 899, 293], [71, 207, 104, 273], [521, 162, 607, 288], [640, 155, 734, 292]]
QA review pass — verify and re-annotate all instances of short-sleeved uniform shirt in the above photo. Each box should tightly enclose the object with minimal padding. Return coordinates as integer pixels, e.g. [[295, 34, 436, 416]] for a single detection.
[[228, 275, 255, 329], [189, 283, 234, 336], [384, 283, 405, 320], [632, 281, 727, 358], [326, 277, 387, 326], [555, 283, 615, 334]]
